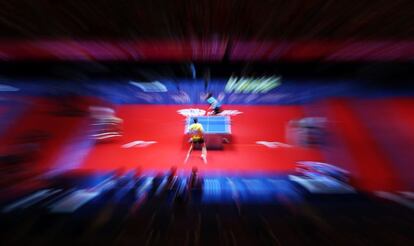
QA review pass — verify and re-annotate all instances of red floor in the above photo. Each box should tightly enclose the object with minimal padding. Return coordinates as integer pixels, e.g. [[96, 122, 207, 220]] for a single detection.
[[0, 98, 90, 199], [3, 98, 414, 192], [323, 100, 404, 191], [0, 98, 90, 170], [81, 105, 324, 174]]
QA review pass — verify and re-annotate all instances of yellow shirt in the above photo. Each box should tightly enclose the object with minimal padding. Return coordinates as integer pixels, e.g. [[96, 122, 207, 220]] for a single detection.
[[189, 123, 204, 140]]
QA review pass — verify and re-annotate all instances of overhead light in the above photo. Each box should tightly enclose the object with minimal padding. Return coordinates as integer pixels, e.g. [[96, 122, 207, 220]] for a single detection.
[[225, 76, 281, 94], [129, 81, 167, 92], [0, 84, 19, 91]]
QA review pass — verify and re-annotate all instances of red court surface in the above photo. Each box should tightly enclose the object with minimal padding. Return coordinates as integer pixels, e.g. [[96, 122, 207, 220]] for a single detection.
[[0, 98, 90, 171], [81, 105, 324, 174]]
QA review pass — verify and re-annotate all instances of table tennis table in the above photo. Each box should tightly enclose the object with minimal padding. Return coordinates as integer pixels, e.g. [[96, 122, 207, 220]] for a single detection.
[[185, 116, 231, 149]]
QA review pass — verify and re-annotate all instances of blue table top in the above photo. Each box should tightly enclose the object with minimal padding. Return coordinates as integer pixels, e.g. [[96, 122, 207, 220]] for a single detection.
[[186, 116, 231, 134]]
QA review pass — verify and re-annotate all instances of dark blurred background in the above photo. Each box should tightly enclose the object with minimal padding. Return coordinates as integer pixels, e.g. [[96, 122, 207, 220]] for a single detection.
[[1, 1, 414, 245]]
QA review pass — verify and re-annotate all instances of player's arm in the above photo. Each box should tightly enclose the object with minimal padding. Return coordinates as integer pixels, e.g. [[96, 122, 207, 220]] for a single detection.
[[206, 97, 215, 109]]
